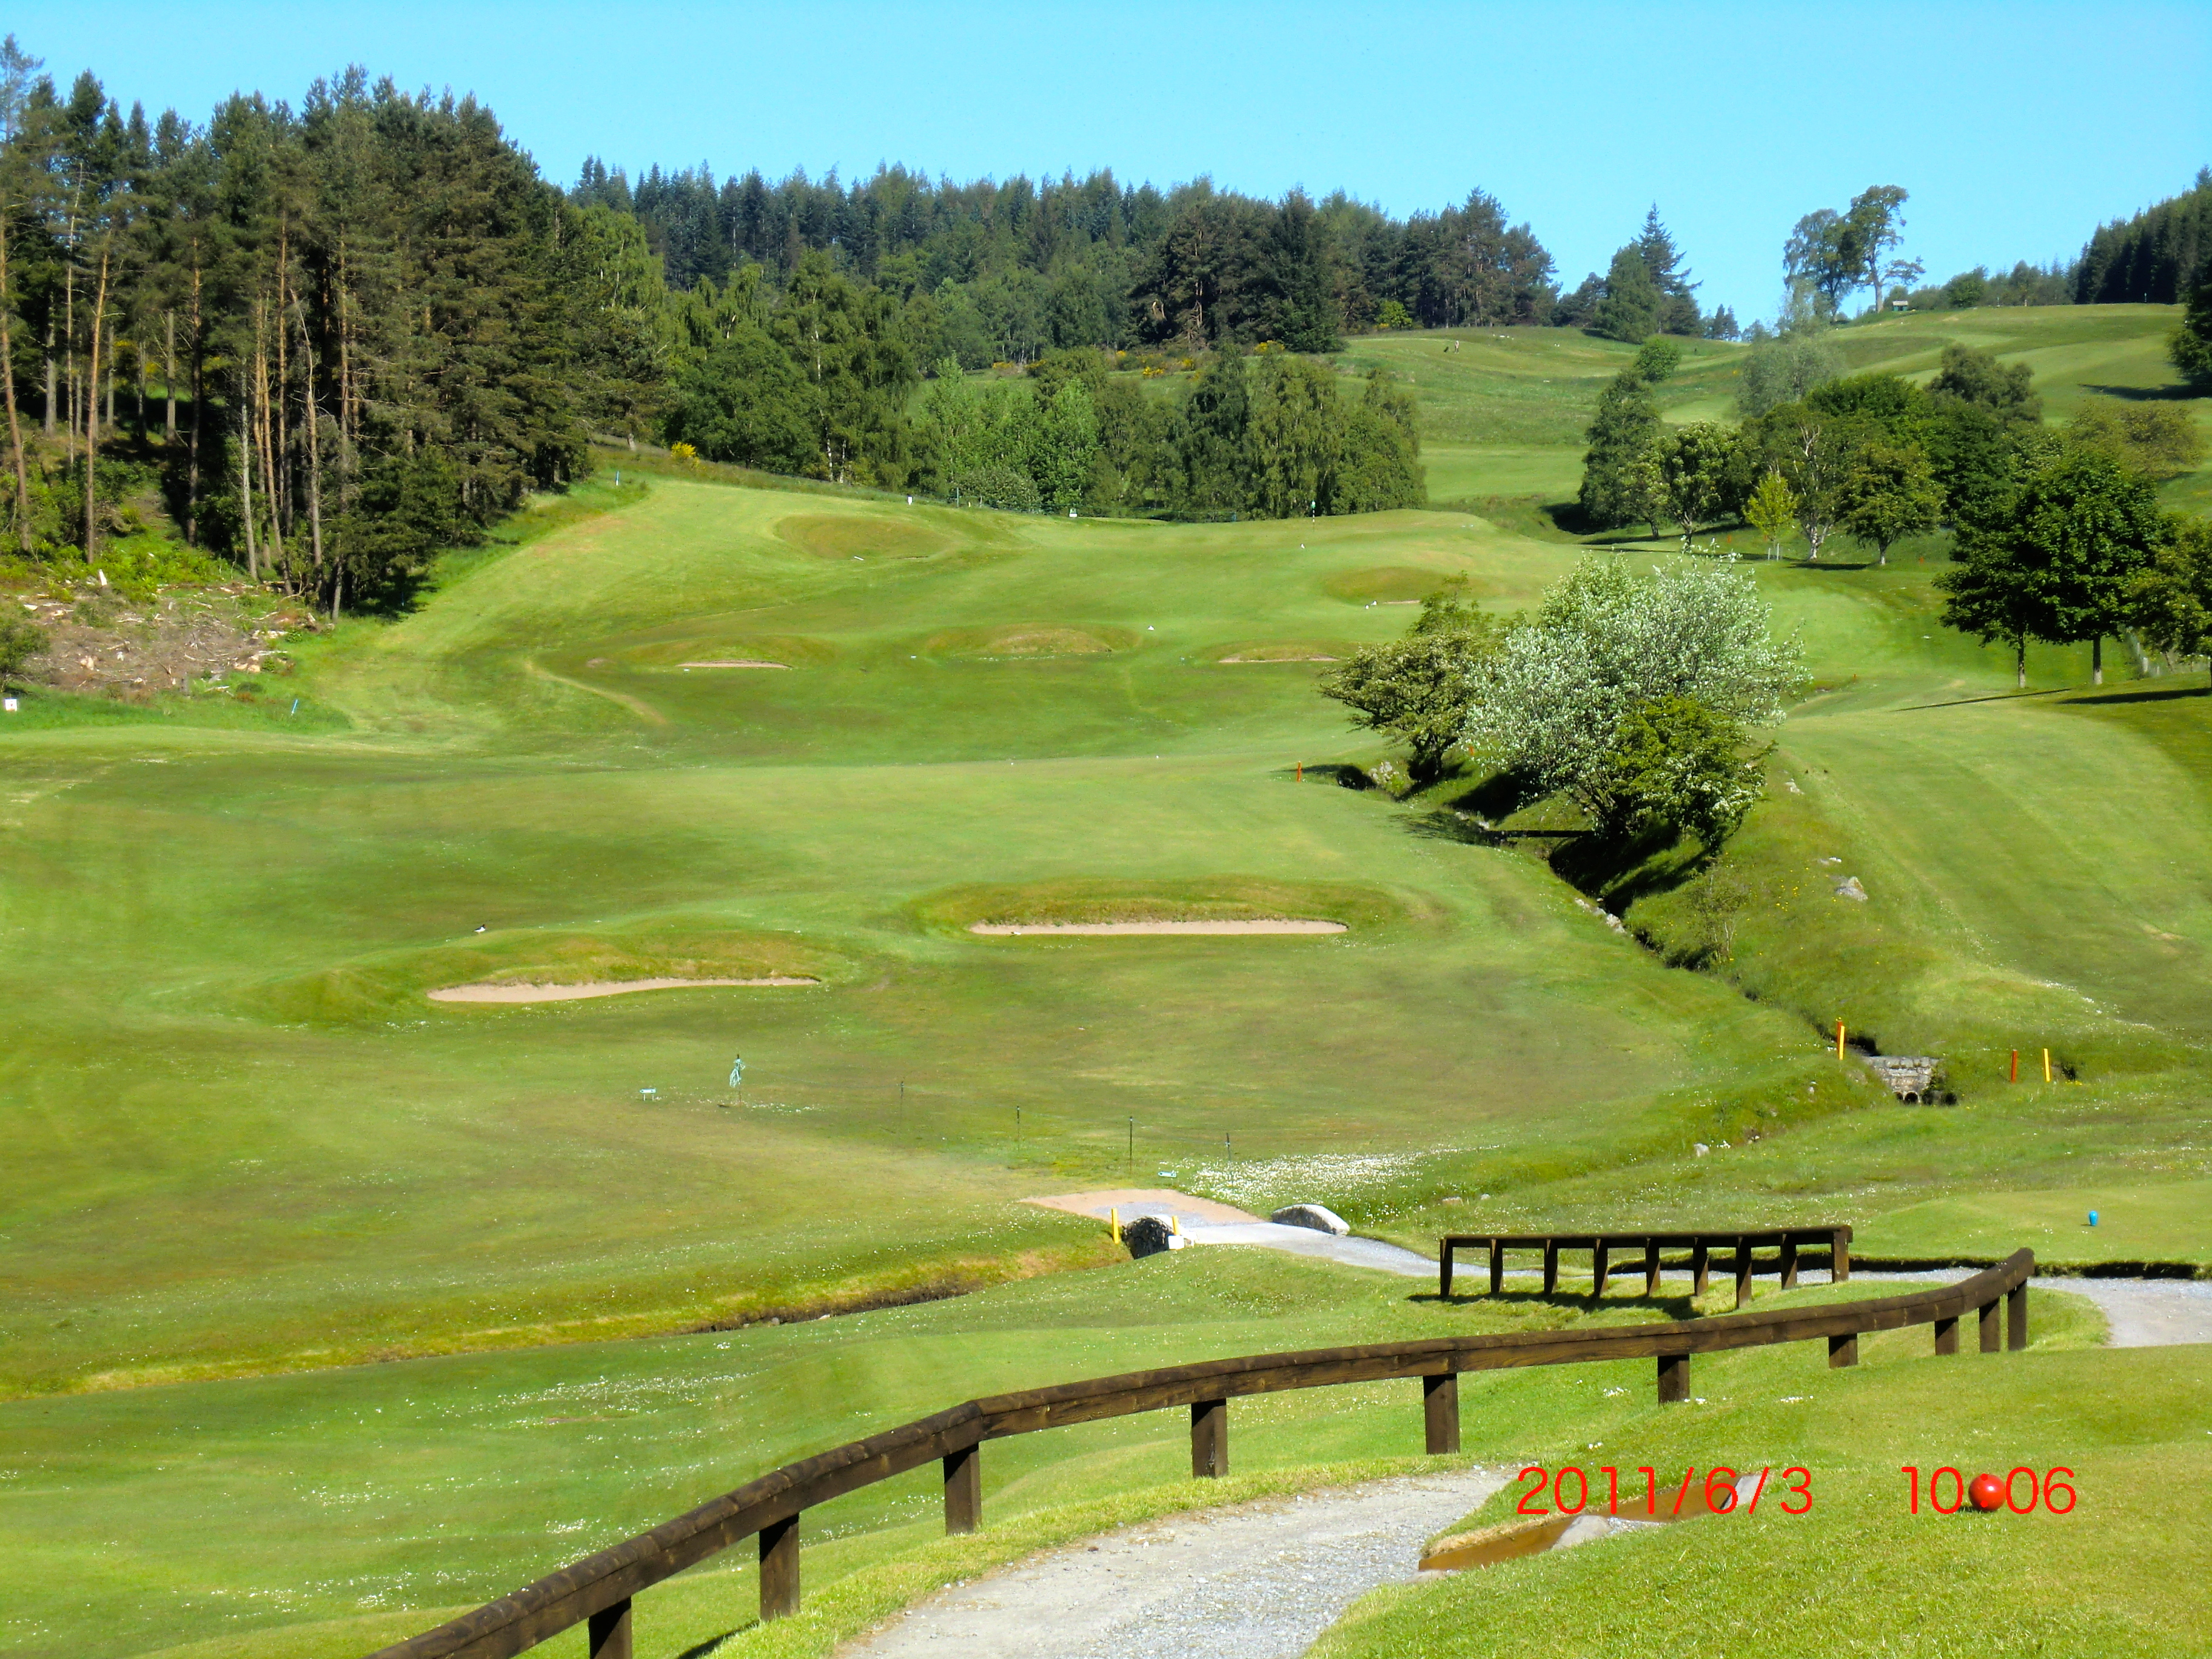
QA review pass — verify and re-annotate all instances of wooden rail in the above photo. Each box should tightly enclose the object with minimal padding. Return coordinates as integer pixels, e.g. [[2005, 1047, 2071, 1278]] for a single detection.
[[368, 1247, 2032, 1659], [1439, 1226, 1852, 1310]]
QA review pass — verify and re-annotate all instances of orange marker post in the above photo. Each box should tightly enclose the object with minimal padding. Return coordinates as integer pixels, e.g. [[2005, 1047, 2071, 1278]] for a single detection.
[[2010, 1050, 2019, 1083]]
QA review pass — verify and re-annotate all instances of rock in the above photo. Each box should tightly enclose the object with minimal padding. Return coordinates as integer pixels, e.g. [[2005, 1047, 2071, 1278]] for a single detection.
[[1123, 1215, 1187, 1258], [1271, 1203, 1350, 1236], [1693, 1142, 1709, 1157], [1834, 877, 1868, 902], [1862, 1055, 1942, 1102], [1441, 1195, 1464, 1205], [1785, 779, 1803, 794]]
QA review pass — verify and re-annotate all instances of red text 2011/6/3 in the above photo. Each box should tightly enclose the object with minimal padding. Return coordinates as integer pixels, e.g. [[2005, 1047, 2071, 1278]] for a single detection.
[[1513, 1465, 1812, 1517]]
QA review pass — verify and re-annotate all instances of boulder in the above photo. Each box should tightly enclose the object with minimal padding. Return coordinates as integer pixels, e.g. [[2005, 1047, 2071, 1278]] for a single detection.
[[1122, 1215, 1187, 1258], [1271, 1203, 1350, 1236]]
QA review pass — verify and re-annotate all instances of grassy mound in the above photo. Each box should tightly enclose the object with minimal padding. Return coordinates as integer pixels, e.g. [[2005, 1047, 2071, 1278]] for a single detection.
[[920, 623, 1142, 658], [776, 512, 954, 560], [912, 876, 1424, 937], [1202, 639, 1356, 663], [260, 924, 853, 1023], [616, 634, 836, 669], [1322, 565, 1489, 603]]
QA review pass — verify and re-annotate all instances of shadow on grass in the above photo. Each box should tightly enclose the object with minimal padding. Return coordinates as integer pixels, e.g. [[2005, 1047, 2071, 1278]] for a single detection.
[[2080, 381, 2201, 403], [1412, 1288, 1707, 1319], [2062, 684, 2211, 705]]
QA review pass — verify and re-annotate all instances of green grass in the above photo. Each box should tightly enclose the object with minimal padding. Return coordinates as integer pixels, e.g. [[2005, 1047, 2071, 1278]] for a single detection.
[[1314, 1286, 2205, 1659], [0, 1246, 2124, 1659], [4, 303, 2210, 1657]]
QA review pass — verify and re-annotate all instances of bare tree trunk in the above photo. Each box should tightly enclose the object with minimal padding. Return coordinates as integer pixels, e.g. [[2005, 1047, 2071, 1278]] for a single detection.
[[40, 311, 53, 434], [296, 301, 326, 610], [164, 310, 176, 440], [2091, 635, 2103, 687], [186, 265, 203, 541], [2015, 639, 2026, 691], [63, 261, 75, 442], [253, 301, 286, 581], [238, 402, 258, 582], [83, 248, 109, 563], [0, 213, 30, 552]]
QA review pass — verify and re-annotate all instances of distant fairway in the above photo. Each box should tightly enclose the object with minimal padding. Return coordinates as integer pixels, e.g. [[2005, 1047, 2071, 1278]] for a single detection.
[[1347, 305, 2211, 513]]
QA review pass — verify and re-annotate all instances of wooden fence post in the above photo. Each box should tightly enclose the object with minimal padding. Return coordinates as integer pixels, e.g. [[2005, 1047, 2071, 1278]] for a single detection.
[[1489, 1238, 1504, 1295], [1423, 1373, 1460, 1455], [1691, 1242, 1710, 1298], [1780, 1236, 1799, 1290], [1827, 1333, 1858, 1369], [1542, 1241, 1560, 1296], [1191, 1399, 1228, 1478], [943, 1446, 980, 1535], [1831, 1227, 1851, 1282], [1733, 1239, 1754, 1310], [1438, 1240, 1455, 1300], [586, 1599, 632, 1659], [1590, 1241, 1609, 1301], [758, 1515, 800, 1622], [1978, 1299, 2002, 1353], [2007, 1283, 2029, 1351], [1643, 1239, 1661, 1298], [1933, 1315, 1959, 1355], [1656, 1353, 1689, 1403]]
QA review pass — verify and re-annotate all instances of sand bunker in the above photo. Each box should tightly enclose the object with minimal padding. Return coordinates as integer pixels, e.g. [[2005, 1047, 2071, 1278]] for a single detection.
[[679, 660, 789, 669], [429, 976, 817, 1004], [968, 919, 1346, 936]]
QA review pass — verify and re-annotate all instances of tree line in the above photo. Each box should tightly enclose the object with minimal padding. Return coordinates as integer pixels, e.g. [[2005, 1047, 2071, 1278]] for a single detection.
[[574, 159, 1570, 358], [0, 42, 666, 611], [1571, 329, 2210, 685]]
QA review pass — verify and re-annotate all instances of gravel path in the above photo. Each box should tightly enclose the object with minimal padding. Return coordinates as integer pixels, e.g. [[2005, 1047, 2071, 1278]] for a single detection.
[[834, 1262, 2204, 1659], [1850, 1269, 2212, 1347], [838, 1466, 1506, 1659]]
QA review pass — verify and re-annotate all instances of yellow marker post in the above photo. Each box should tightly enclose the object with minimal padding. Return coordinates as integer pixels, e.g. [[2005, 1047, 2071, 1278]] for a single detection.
[[1171, 1213, 1181, 1236], [1836, 1019, 1846, 1060], [2043, 1048, 2053, 1084], [1110, 1207, 1120, 1243]]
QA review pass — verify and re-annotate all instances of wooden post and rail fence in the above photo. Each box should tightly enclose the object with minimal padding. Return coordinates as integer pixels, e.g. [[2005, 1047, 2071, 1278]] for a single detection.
[[1438, 1225, 1853, 1310], [368, 1244, 2033, 1659]]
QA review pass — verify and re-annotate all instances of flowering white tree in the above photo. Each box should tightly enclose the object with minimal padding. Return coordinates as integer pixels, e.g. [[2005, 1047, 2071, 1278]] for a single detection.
[[1464, 555, 1805, 835]]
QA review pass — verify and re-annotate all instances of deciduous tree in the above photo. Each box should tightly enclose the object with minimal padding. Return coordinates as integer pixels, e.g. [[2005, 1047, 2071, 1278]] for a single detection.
[[1939, 446, 2163, 685], [2130, 514, 2212, 681], [1837, 440, 1941, 563]]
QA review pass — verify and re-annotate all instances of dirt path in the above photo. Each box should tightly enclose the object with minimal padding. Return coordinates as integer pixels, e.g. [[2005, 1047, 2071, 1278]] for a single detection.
[[839, 1466, 1506, 1659]]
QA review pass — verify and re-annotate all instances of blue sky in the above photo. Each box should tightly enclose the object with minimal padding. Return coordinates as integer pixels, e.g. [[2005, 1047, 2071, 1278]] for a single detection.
[[9, 1, 2208, 323]]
